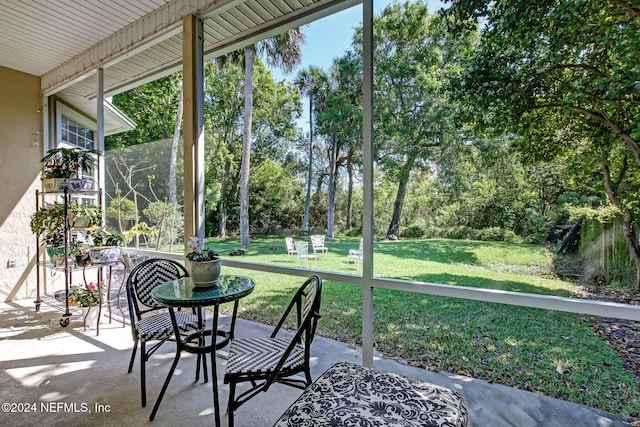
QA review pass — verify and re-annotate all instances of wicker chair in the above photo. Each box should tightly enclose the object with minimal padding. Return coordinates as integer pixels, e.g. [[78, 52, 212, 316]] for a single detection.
[[223, 275, 323, 427], [125, 258, 201, 407]]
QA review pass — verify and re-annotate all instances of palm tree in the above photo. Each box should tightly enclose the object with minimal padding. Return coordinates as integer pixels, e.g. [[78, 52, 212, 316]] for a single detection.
[[294, 65, 325, 236], [313, 54, 362, 238], [221, 29, 305, 247]]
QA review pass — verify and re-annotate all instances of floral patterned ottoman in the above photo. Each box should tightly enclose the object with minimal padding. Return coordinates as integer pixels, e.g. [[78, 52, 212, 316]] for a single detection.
[[274, 362, 468, 427]]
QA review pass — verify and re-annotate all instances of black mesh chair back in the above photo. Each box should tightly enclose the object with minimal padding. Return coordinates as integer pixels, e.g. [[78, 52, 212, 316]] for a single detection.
[[223, 275, 322, 427], [125, 258, 198, 407]]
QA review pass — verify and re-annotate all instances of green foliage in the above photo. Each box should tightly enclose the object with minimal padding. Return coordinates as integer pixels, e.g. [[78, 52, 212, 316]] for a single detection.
[[106, 74, 183, 149], [105, 197, 137, 230], [69, 281, 105, 307], [30, 202, 101, 247], [87, 229, 125, 247], [579, 216, 637, 288], [142, 201, 183, 250], [248, 159, 303, 233], [444, 0, 640, 282], [41, 147, 101, 179], [401, 224, 425, 238]]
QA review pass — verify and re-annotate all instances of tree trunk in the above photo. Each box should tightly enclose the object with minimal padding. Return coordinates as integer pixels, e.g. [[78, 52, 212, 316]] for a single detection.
[[168, 83, 183, 204], [133, 192, 140, 248], [301, 97, 313, 236], [386, 155, 416, 239], [327, 128, 338, 239], [218, 162, 230, 238], [240, 46, 255, 248], [346, 148, 354, 230], [574, 106, 640, 168]]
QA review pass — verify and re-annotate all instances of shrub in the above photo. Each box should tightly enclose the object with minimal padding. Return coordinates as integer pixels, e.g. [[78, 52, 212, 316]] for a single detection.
[[401, 225, 425, 238]]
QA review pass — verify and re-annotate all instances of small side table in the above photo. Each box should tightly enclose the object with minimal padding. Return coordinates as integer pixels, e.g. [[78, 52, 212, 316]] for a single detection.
[[151, 275, 255, 426], [82, 258, 127, 335]]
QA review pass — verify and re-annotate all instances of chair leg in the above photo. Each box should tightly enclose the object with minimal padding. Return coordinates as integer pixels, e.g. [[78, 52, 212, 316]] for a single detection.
[[128, 338, 138, 373], [228, 300, 240, 341], [140, 341, 147, 407], [149, 343, 182, 421], [227, 381, 236, 427]]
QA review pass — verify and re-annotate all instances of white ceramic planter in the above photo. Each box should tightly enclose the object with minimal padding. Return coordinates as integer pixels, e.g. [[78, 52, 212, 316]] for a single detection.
[[188, 259, 221, 287], [80, 306, 101, 327], [89, 246, 121, 264]]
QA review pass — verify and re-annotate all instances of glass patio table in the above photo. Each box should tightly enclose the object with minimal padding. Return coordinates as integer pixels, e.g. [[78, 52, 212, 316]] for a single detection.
[[150, 275, 255, 427]]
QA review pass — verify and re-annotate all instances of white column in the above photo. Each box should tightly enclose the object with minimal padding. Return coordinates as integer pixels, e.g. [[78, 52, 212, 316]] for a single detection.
[[183, 15, 205, 249], [97, 68, 106, 224], [361, 0, 375, 368]]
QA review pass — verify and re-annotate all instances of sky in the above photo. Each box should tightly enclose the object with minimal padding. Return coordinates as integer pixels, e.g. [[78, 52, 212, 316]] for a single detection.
[[271, 0, 447, 132]]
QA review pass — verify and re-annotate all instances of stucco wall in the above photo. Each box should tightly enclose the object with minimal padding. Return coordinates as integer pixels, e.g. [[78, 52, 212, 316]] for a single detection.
[[0, 66, 43, 301]]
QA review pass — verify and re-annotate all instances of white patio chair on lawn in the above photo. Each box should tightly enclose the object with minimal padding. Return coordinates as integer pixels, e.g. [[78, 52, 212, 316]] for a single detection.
[[295, 241, 317, 269], [285, 237, 297, 257], [346, 238, 363, 268], [310, 234, 328, 255]]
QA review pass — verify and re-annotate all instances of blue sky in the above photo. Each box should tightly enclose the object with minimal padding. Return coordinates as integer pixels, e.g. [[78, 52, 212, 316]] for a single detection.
[[272, 0, 447, 132]]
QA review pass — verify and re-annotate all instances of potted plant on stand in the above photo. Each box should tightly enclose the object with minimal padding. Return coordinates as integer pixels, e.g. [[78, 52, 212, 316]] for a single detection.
[[30, 202, 101, 265], [87, 228, 125, 264], [41, 147, 101, 192], [69, 281, 105, 328], [186, 237, 220, 287]]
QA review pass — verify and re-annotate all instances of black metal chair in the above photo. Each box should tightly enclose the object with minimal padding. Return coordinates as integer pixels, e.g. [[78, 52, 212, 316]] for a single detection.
[[223, 275, 323, 427], [125, 258, 201, 407]]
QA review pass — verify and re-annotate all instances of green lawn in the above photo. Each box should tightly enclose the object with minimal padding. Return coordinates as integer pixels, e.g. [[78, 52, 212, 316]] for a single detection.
[[206, 236, 639, 418]]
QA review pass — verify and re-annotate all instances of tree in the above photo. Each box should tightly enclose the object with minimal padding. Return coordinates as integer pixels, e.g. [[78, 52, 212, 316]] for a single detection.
[[445, 0, 640, 286], [237, 29, 305, 247], [294, 65, 325, 236], [206, 58, 302, 237], [107, 74, 183, 149], [314, 54, 363, 238], [143, 201, 183, 250], [365, 1, 472, 239]]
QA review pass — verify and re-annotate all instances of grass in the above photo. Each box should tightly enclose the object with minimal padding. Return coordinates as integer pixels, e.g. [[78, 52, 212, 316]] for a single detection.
[[205, 236, 640, 418]]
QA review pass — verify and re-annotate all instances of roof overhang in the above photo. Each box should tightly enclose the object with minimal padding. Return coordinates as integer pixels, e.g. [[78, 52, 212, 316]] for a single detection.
[[0, 0, 359, 133]]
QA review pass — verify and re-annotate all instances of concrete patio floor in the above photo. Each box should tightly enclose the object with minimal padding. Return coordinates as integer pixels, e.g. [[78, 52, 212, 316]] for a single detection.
[[0, 298, 631, 427]]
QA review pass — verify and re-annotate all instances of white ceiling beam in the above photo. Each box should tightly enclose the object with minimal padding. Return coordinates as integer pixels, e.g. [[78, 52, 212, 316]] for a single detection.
[[40, 0, 232, 96], [89, 0, 359, 98]]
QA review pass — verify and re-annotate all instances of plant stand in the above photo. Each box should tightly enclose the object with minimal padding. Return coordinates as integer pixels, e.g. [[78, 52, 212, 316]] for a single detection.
[[34, 187, 102, 328]]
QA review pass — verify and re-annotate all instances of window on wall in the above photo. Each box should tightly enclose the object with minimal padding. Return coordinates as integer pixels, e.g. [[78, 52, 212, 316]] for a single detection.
[[54, 101, 97, 152], [60, 115, 95, 150]]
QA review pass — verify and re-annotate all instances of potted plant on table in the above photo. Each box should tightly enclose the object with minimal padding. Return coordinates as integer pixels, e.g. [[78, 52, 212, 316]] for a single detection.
[[41, 147, 101, 192], [186, 237, 220, 287], [87, 228, 125, 264], [69, 281, 106, 327]]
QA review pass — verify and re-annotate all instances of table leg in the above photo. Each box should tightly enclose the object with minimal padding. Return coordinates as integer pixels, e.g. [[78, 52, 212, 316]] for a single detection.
[[211, 304, 221, 427], [115, 260, 127, 327], [195, 307, 208, 383]]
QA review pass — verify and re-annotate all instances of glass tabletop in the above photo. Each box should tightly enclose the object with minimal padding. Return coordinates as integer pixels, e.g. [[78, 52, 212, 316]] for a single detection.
[[151, 275, 255, 307]]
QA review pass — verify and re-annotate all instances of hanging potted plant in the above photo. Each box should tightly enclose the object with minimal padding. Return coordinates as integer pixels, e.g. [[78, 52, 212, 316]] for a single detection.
[[41, 147, 101, 192], [186, 236, 220, 287], [87, 228, 125, 264]]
